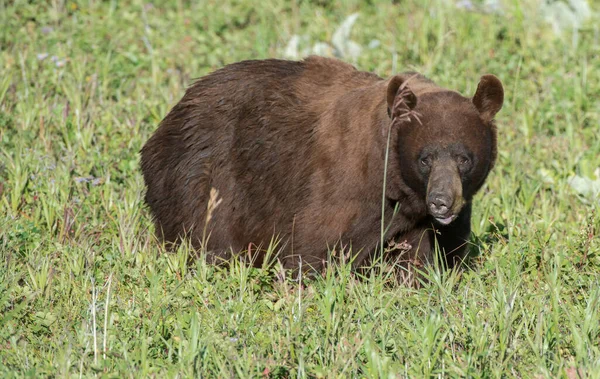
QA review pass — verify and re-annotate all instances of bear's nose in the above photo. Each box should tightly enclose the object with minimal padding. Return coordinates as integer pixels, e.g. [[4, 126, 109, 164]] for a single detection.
[[428, 194, 451, 216]]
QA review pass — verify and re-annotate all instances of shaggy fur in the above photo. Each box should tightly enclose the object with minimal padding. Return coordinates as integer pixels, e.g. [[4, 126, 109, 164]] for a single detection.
[[140, 56, 503, 277]]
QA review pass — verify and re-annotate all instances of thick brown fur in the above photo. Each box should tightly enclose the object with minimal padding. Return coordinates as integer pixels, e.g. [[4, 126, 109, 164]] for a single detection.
[[140, 56, 503, 278]]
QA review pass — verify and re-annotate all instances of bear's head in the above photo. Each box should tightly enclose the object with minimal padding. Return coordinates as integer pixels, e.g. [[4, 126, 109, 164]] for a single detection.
[[386, 74, 504, 225]]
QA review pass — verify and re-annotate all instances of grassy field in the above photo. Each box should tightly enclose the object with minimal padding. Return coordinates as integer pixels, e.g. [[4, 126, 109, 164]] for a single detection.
[[1, 0, 600, 377]]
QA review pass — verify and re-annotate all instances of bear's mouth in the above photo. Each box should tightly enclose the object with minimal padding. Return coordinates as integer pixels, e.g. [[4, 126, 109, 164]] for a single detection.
[[433, 215, 456, 225]]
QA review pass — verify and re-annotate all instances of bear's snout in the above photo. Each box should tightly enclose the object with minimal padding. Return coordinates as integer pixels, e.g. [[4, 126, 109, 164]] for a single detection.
[[426, 160, 465, 225], [427, 192, 457, 225], [428, 193, 452, 216]]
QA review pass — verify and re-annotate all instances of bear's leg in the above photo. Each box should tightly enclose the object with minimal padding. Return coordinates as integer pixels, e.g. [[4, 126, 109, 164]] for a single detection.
[[384, 203, 471, 286], [369, 225, 433, 287], [432, 203, 472, 269]]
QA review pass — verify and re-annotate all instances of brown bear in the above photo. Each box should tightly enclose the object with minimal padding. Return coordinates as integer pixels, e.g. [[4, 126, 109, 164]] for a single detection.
[[140, 56, 503, 280]]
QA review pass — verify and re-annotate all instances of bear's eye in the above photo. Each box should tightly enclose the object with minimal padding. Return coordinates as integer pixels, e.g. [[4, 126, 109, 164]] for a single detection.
[[420, 156, 432, 168], [457, 156, 471, 167]]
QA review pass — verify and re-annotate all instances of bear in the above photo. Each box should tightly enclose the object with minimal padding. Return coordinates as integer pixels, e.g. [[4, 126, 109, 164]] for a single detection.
[[140, 56, 503, 281]]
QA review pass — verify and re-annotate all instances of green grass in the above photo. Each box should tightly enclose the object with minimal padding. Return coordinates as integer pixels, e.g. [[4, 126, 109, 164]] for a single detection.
[[1, 0, 600, 377]]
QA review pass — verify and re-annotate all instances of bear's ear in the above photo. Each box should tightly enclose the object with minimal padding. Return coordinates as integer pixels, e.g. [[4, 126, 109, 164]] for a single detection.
[[387, 75, 417, 118], [472, 74, 504, 122]]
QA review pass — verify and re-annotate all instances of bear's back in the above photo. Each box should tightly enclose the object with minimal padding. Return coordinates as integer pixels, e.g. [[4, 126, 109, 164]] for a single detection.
[[141, 56, 384, 251]]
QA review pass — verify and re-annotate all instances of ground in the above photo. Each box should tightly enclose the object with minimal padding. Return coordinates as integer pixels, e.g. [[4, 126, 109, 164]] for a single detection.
[[1, 0, 599, 377]]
